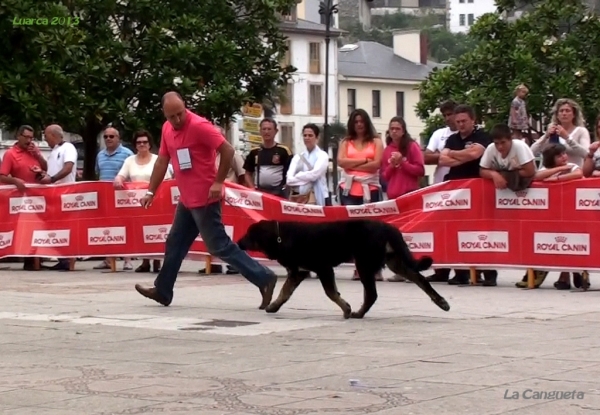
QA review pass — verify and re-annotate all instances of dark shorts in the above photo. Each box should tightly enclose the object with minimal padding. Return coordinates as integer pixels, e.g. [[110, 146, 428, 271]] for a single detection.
[[339, 187, 382, 206]]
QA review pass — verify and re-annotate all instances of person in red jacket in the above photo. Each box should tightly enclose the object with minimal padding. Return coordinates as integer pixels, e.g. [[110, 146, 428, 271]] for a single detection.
[[381, 117, 425, 282], [381, 116, 425, 200]]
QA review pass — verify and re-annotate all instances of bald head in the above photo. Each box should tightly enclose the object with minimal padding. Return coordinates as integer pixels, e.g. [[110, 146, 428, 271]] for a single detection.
[[44, 124, 64, 147], [162, 91, 187, 130]]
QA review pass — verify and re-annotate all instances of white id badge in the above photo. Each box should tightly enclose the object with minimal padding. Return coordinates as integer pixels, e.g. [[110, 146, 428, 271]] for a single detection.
[[177, 148, 192, 170]]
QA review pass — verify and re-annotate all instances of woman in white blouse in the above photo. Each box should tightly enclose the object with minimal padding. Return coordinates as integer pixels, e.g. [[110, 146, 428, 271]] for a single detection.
[[286, 123, 329, 206], [114, 130, 172, 273], [530, 98, 590, 167]]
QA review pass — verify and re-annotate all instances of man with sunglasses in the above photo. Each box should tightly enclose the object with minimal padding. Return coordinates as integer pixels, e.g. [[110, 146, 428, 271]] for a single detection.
[[0, 125, 48, 270], [93, 127, 134, 270]]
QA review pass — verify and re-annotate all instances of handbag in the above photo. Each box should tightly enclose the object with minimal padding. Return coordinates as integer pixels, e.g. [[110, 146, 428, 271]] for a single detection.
[[288, 153, 316, 204]]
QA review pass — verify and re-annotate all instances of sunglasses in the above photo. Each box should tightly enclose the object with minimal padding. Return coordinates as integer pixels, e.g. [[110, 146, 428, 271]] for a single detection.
[[103, 134, 116, 139], [136, 140, 149, 145]]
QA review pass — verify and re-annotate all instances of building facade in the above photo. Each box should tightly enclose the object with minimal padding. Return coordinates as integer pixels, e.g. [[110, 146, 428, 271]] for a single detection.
[[232, 0, 343, 155], [447, 0, 496, 33], [337, 29, 441, 139]]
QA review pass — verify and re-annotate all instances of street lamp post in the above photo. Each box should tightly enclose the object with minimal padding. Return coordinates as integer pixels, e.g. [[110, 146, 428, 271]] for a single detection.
[[318, 0, 338, 206]]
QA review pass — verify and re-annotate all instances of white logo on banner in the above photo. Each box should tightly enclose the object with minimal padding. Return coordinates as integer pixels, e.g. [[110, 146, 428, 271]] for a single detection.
[[575, 188, 600, 210], [403, 232, 434, 252], [9, 196, 46, 214], [0, 231, 14, 250], [31, 230, 71, 247], [457, 231, 509, 252], [195, 225, 234, 242], [533, 233, 590, 255], [170, 186, 180, 205], [280, 201, 325, 217], [224, 188, 263, 210], [495, 188, 549, 210], [88, 227, 127, 245], [61, 192, 98, 212], [142, 225, 172, 243], [422, 189, 471, 212], [346, 200, 399, 218], [114, 189, 147, 208]]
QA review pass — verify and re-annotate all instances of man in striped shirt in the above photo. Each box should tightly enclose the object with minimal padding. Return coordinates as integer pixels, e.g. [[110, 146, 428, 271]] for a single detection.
[[94, 127, 134, 270]]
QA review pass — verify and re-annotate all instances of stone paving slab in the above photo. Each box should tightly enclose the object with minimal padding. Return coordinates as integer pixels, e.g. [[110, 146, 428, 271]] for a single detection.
[[0, 260, 599, 414]]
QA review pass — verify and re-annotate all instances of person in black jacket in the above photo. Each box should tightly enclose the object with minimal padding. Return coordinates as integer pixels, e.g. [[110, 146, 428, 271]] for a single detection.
[[438, 104, 498, 286]]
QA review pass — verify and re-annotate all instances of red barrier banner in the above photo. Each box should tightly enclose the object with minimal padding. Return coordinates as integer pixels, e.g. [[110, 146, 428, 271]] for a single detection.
[[1, 179, 599, 271]]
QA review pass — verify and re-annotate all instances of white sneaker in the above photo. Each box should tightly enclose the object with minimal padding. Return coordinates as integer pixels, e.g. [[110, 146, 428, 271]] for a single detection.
[[123, 262, 133, 271]]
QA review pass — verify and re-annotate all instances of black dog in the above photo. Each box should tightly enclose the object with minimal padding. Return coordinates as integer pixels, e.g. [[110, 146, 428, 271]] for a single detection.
[[237, 219, 450, 319]]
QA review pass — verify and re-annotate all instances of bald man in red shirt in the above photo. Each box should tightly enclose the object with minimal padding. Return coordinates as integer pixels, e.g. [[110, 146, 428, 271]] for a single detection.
[[134, 92, 277, 309]]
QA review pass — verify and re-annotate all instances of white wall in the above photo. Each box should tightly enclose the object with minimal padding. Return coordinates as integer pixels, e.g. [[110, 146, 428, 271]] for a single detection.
[[447, 0, 496, 33]]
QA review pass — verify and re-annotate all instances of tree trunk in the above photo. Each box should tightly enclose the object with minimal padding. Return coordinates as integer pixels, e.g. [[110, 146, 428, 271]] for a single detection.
[[81, 118, 103, 180]]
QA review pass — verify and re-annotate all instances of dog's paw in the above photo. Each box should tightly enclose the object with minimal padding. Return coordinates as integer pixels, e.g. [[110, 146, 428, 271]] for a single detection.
[[350, 311, 364, 319], [342, 304, 352, 319], [265, 303, 280, 313], [434, 297, 451, 312]]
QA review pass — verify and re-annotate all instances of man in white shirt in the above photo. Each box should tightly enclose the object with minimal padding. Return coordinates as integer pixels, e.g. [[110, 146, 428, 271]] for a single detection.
[[424, 100, 458, 185], [43, 125, 78, 184], [43, 124, 78, 271], [423, 100, 458, 283], [480, 123, 536, 190]]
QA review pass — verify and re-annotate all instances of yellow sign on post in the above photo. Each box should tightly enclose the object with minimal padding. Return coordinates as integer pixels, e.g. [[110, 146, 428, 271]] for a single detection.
[[242, 118, 260, 134], [242, 103, 263, 118], [247, 134, 262, 144]]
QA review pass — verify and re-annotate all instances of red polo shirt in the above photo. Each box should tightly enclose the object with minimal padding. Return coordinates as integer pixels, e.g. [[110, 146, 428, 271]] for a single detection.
[[0, 144, 41, 183], [159, 110, 225, 208]]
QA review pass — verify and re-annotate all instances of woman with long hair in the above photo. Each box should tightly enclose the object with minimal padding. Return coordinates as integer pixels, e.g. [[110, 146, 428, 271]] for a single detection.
[[530, 98, 590, 167], [381, 117, 425, 282], [337, 109, 384, 280], [381, 116, 425, 199]]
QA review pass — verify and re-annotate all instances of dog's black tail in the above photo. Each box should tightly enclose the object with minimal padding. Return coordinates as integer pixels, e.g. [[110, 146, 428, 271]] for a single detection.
[[384, 224, 433, 272]]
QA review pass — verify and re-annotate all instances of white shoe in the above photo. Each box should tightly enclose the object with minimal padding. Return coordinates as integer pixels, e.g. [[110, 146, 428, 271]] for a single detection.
[[123, 262, 133, 271]]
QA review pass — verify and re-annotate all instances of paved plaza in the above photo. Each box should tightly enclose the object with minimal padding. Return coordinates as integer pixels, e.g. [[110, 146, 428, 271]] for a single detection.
[[0, 261, 600, 414]]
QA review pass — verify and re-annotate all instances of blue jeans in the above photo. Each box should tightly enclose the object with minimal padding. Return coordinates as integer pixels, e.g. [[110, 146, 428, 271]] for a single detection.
[[154, 201, 275, 303]]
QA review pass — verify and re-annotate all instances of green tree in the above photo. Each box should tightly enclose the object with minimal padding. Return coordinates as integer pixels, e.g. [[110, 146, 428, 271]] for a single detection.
[[416, 0, 600, 131], [1, 0, 296, 178], [423, 27, 480, 63]]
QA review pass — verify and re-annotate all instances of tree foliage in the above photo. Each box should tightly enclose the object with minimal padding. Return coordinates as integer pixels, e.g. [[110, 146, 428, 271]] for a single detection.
[[1, 0, 297, 178], [416, 0, 600, 131]]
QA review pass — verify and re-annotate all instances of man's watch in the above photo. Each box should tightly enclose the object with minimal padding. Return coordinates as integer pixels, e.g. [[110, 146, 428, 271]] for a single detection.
[[145, 191, 154, 197], [50, 176, 57, 183]]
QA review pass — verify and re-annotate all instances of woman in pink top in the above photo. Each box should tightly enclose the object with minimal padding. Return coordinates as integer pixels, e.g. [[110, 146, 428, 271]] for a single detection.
[[338, 109, 384, 204], [337, 109, 384, 280], [381, 117, 425, 282], [381, 117, 425, 200]]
